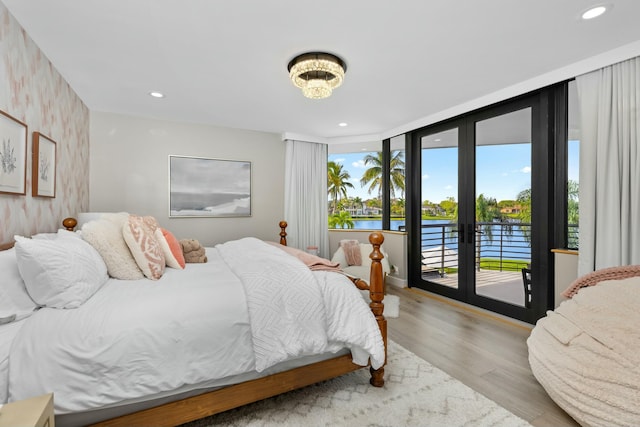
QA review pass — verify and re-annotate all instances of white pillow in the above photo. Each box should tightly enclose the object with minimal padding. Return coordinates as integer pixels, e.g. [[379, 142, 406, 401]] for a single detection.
[[13, 235, 109, 309], [31, 229, 82, 240], [81, 218, 144, 280], [31, 232, 59, 240], [0, 248, 37, 320]]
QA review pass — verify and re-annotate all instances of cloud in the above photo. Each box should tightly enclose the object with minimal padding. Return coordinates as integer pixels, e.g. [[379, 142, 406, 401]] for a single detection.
[[445, 185, 453, 190], [521, 166, 531, 173], [334, 157, 345, 163], [352, 160, 366, 168], [422, 173, 430, 180], [501, 172, 508, 176]]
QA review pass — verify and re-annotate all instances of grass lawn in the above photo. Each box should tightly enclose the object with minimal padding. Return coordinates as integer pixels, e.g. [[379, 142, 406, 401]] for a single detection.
[[479, 258, 529, 271]]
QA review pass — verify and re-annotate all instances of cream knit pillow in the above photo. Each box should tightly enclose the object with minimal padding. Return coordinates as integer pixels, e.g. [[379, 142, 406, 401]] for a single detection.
[[81, 218, 144, 280]]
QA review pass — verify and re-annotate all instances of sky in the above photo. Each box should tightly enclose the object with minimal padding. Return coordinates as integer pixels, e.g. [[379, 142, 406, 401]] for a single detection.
[[329, 141, 579, 204]]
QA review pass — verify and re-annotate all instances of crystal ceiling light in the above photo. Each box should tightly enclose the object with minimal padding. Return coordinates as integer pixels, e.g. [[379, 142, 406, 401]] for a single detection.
[[288, 52, 346, 99]]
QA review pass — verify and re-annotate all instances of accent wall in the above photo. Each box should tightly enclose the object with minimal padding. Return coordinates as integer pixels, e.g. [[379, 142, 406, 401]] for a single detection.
[[0, 4, 90, 243]]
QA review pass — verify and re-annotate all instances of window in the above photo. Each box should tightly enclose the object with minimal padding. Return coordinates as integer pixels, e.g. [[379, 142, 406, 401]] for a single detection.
[[327, 142, 383, 230], [567, 80, 580, 249], [389, 135, 406, 230]]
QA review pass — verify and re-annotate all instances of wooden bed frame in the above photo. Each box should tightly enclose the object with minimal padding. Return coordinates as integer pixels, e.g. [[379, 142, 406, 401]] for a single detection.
[[3, 218, 387, 427]]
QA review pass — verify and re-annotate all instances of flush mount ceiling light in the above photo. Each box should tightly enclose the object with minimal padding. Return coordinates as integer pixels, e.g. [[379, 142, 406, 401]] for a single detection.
[[288, 52, 346, 99]]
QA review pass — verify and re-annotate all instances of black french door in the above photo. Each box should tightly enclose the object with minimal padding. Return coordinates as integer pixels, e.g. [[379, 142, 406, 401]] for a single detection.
[[406, 92, 553, 323]]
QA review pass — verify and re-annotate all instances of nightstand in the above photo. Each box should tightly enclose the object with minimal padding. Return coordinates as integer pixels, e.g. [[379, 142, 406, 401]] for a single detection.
[[0, 393, 54, 427]]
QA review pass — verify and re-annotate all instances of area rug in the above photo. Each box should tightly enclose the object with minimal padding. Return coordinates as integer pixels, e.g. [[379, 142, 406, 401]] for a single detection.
[[180, 340, 531, 427]]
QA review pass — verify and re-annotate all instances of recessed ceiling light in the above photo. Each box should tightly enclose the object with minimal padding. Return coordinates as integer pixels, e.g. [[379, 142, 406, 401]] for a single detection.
[[149, 91, 165, 98], [581, 5, 608, 20], [338, 122, 348, 127]]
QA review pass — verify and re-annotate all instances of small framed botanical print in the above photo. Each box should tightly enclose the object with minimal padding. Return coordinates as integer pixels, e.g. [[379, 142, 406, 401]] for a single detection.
[[0, 110, 27, 195], [32, 132, 57, 198]]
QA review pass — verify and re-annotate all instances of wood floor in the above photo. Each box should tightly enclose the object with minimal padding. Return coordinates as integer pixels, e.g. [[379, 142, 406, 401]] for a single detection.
[[386, 285, 580, 427]]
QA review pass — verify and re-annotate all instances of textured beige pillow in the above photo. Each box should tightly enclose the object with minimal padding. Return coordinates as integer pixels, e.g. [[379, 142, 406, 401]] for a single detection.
[[123, 215, 166, 280], [81, 218, 144, 280]]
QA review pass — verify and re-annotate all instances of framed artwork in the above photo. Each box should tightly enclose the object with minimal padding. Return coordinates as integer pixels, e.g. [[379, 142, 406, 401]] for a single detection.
[[32, 132, 57, 198], [169, 155, 251, 218], [0, 110, 27, 195]]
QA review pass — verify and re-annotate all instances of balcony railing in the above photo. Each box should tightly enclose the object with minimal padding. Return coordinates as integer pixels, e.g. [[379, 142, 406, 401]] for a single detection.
[[408, 222, 579, 275]]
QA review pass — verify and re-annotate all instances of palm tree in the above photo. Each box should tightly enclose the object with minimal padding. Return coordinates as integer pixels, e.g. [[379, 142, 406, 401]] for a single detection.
[[516, 188, 532, 243], [352, 196, 363, 215], [327, 161, 354, 214], [475, 194, 500, 241], [359, 151, 405, 199], [567, 180, 579, 248], [328, 211, 355, 229], [567, 179, 579, 224], [451, 194, 501, 241]]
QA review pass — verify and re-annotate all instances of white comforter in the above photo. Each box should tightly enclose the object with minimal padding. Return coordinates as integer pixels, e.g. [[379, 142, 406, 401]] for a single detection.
[[527, 277, 640, 426], [8, 238, 384, 414], [218, 238, 384, 372]]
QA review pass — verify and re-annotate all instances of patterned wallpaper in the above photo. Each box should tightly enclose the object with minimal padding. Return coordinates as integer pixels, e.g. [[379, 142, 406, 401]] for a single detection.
[[0, 4, 89, 243]]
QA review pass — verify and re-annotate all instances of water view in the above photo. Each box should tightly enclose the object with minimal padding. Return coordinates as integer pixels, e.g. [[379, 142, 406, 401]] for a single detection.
[[352, 218, 532, 261]]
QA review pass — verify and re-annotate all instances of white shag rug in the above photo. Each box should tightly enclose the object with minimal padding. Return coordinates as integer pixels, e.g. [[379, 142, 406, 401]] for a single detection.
[[180, 340, 531, 427]]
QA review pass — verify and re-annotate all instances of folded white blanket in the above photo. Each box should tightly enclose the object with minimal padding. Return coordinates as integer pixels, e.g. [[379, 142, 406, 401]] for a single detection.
[[217, 238, 328, 372], [217, 238, 385, 371]]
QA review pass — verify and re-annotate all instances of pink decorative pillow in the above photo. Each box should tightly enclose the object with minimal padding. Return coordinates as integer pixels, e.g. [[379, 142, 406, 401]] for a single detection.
[[122, 215, 166, 280], [156, 228, 186, 269], [340, 239, 362, 266]]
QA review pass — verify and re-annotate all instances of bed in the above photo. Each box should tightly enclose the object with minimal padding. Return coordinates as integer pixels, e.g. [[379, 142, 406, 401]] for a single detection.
[[0, 216, 387, 427], [527, 266, 640, 426]]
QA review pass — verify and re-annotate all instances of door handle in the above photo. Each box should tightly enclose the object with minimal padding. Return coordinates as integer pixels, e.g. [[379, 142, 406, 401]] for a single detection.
[[468, 224, 474, 244], [459, 223, 464, 243]]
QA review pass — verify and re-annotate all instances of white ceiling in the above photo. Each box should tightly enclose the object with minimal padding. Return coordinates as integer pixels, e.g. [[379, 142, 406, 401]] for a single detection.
[[3, 0, 640, 146]]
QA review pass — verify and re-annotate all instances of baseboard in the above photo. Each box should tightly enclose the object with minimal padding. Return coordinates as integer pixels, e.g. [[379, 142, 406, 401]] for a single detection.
[[386, 275, 407, 288]]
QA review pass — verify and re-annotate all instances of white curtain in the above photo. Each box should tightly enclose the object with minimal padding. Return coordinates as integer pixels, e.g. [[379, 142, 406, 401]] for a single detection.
[[284, 139, 329, 258], [576, 56, 640, 275]]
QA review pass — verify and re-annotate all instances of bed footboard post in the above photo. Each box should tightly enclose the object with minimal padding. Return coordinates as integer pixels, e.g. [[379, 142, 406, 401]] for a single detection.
[[279, 221, 288, 246], [368, 232, 386, 387]]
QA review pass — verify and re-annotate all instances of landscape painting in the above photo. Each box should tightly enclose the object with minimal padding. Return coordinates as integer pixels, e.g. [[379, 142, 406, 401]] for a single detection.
[[169, 155, 251, 217]]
